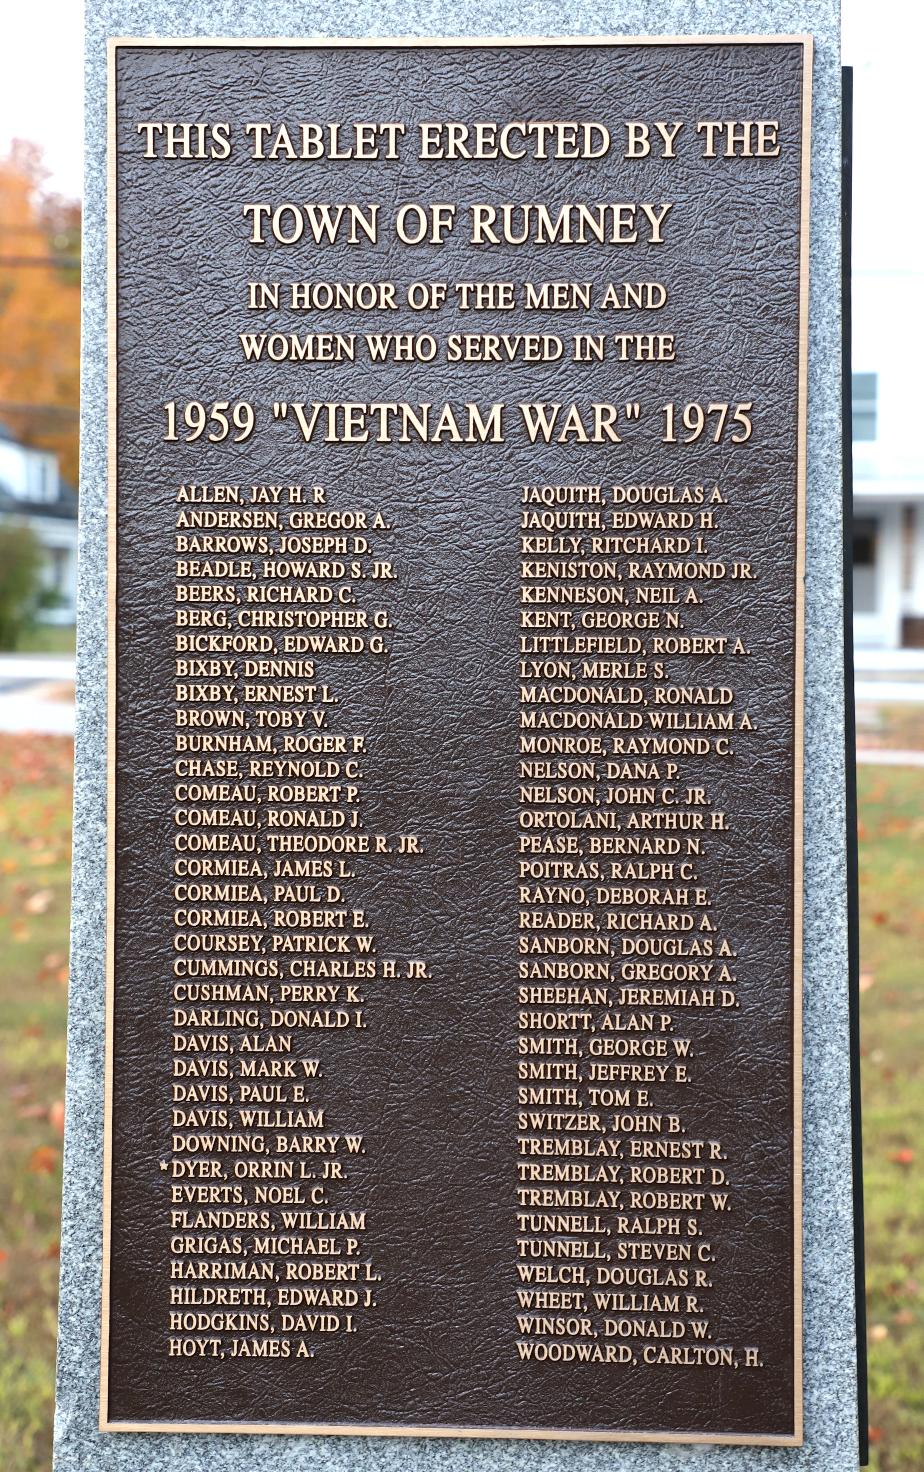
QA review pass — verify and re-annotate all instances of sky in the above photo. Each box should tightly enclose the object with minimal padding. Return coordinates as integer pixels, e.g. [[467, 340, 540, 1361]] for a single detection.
[[0, 0, 921, 223], [1, 4, 84, 197]]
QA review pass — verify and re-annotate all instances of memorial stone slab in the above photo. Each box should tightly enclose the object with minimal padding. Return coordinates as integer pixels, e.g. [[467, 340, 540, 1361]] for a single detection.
[[55, 2, 858, 1469]]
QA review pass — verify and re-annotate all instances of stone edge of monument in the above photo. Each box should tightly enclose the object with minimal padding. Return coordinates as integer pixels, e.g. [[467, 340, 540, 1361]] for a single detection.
[[54, 2, 853, 1467]]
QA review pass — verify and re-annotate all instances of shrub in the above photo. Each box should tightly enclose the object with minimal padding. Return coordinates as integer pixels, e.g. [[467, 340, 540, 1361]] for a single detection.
[[0, 524, 45, 650]]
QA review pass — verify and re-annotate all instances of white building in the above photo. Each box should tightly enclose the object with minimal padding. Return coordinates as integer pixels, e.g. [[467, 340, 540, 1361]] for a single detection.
[[852, 281, 924, 650], [848, 12, 924, 650], [0, 424, 77, 625]]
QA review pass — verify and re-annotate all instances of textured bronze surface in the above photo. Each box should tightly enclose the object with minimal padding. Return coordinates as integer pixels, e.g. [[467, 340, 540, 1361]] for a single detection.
[[105, 38, 808, 1442]]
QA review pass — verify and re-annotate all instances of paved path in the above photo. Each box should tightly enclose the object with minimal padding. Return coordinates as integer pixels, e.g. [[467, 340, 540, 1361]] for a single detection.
[[0, 654, 76, 735], [0, 654, 75, 685], [854, 649, 924, 704], [855, 648, 924, 673], [856, 680, 924, 704], [0, 692, 75, 735], [855, 746, 924, 767]]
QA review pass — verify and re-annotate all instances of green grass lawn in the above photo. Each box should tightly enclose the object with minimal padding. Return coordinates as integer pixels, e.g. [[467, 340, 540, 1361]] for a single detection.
[[858, 764, 924, 1469], [0, 736, 71, 1471], [0, 739, 920, 1464], [857, 703, 924, 753], [11, 626, 77, 656]]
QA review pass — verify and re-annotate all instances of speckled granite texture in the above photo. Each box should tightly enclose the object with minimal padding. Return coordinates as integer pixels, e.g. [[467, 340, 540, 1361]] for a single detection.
[[56, 2, 853, 1468]]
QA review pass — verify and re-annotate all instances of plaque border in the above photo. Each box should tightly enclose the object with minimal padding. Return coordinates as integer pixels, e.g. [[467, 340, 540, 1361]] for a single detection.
[[101, 32, 811, 1446]]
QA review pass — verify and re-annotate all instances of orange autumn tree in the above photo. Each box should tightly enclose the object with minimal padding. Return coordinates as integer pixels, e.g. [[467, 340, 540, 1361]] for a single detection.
[[0, 140, 80, 486]]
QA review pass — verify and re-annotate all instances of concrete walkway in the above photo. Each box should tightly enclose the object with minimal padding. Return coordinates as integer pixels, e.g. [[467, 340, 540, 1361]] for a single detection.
[[0, 693, 75, 735], [856, 680, 924, 704], [855, 648, 924, 704], [0, 654, 76, 736], [855, 747, 924, 767], [0, 655, 75, 685], [854, 649, 924, 672]]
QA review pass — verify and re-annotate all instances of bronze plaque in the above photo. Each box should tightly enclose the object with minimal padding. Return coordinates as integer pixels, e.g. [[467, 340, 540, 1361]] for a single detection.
[[103, 37, 809, 1444]]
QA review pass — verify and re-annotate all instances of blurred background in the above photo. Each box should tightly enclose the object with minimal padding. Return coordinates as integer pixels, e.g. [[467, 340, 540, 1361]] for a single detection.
[[0, 4, 920, 1468]]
